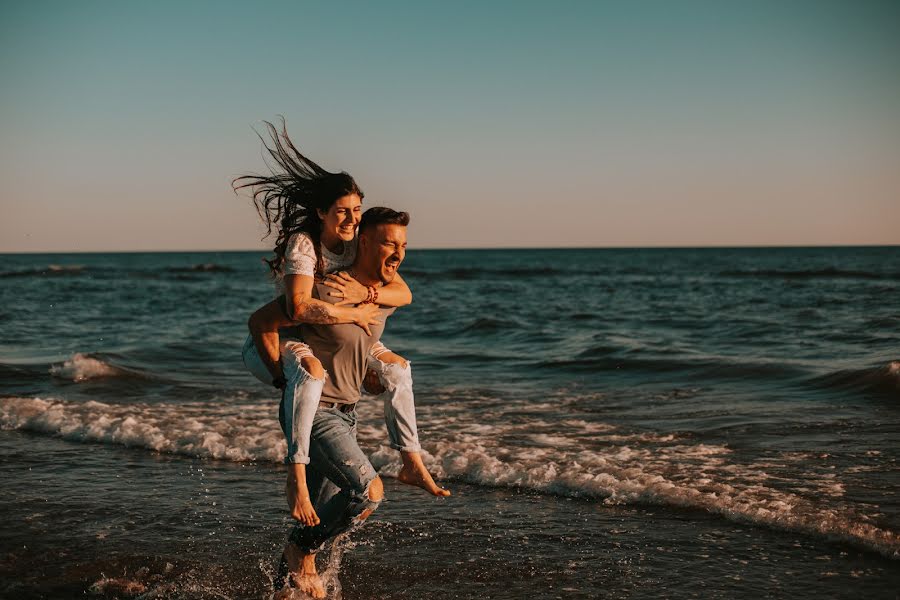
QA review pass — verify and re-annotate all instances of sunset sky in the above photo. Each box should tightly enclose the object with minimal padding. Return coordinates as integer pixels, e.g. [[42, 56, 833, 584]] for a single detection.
[[1, 0, 898, 252]]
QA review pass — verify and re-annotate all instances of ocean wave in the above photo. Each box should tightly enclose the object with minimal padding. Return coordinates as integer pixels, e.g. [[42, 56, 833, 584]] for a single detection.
[[0, 396, 284, 462], [538, 354, 805, 380], [0, 265, 87, 278], [811, 361, 900, 399], [460, 317, 521, 333], [1, 394, 896, 558], [720, 268, 899, 281], [165, 264, 234, 273], [49, 353, 151, 382], [404, 266, 572, 280]]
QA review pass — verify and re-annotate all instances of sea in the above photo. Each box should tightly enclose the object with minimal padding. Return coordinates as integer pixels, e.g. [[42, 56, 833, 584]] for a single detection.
[[0, 246, 897, 599]]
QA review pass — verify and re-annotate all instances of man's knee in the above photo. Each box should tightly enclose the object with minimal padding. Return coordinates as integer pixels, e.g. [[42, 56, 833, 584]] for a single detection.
[[368, 475, 384, 502], [356, 476, 384, 522], [300, 356, 324, 380]]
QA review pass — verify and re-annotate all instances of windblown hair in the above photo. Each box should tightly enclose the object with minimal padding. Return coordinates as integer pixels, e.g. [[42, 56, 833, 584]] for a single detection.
[[359, 207, 410, 235], [232, 118, 364, 277]]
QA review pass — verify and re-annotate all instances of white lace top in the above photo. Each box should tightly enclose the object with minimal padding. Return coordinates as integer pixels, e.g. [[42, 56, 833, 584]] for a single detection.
[[274, 232, 358, 296]]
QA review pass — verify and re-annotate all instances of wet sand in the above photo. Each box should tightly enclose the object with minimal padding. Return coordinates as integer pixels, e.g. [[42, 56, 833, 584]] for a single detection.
[[2, 431, 897, 599]]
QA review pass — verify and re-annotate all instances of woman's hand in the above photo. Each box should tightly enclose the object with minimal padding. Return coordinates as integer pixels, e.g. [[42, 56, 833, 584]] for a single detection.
[[323, 271, 369, 306], [352, 303, 382, 336]]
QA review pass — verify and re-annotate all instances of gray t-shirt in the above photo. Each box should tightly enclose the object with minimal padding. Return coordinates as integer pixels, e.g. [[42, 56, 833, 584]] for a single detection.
[[299, 283, 395, 405]]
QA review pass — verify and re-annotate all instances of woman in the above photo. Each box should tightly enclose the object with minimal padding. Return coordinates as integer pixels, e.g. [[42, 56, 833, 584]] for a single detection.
[[234, 120, 420, 528]]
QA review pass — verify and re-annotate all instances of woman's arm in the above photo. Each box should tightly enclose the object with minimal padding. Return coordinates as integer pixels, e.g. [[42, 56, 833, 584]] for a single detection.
[[283, 274, 383, 329], [247, 273, 381, 381], [322, 271, 413, 307]]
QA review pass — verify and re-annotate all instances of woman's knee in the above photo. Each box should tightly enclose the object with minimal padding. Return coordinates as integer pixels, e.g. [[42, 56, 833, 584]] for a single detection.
[[367, 475, 384, 502], [300, 356, 324, 380], [377, 351, 408, 369]]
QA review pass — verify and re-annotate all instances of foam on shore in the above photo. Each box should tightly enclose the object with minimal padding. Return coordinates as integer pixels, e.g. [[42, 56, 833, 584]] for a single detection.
[[1, 394, 896, 559]]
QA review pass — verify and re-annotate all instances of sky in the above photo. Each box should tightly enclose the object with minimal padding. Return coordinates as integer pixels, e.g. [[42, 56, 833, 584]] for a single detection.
[[1, 0, 898, 252]]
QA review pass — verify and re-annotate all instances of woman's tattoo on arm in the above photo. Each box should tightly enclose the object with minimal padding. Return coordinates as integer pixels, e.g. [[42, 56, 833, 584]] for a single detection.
[[298, 303, 338, 325]]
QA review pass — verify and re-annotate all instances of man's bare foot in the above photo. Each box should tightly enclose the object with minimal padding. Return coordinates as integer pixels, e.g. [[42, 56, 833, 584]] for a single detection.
[[283, 544, 326, 599], [398, 451, 451, 497], [287, 465, 320, 526]]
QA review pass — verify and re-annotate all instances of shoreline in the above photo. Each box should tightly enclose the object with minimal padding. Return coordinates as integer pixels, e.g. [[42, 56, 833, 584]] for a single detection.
[[2, 430, 898, 599]]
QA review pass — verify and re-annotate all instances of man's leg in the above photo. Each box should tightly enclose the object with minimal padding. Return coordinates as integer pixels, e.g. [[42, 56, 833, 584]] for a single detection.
[[367, 347, 450, 497], [280, 408, 384, 597], [278, 464, 336, 599]]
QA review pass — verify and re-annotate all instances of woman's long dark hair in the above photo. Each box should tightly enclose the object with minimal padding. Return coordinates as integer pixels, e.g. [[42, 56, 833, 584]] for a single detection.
[[233, 118, 364, 277]]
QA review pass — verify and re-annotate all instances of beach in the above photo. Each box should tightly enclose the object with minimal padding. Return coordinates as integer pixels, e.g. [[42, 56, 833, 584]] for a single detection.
[[1, 247, 898, 598]]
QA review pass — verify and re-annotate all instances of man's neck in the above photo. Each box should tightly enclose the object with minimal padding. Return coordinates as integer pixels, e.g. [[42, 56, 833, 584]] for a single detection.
[[349, 265, 381, 288]]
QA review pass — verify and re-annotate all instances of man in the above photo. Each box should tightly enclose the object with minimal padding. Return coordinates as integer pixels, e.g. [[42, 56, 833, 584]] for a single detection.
[[264, 207, 450, 598]]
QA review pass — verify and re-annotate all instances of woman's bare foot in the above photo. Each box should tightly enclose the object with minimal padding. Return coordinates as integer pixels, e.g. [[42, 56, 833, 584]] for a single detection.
[[283, 544, 326, 599], [398, 451, 451, 497], [287, 464, 320, 526]]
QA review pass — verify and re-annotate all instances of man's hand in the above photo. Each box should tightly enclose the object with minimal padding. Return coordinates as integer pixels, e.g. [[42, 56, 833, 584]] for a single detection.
[[397, 451, 451, 497]]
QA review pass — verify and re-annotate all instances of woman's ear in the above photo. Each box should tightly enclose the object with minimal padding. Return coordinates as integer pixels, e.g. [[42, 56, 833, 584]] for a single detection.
[[316, 207, 327, 221]]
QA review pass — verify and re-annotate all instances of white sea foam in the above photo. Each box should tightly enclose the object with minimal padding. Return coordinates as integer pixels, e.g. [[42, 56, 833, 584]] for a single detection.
[[50, 353, 121, 382], [0, 396, 285, 462], [1, 394, 897, 559]]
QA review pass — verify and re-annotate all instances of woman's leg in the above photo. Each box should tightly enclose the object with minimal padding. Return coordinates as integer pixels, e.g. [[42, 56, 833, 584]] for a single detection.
[[279, 340, 326, 526], [367, 344, 450, 497], [367, 343, 420, 452]]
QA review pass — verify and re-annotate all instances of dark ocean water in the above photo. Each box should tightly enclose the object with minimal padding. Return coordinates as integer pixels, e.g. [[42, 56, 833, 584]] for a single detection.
[[1, 247, 898, 599]]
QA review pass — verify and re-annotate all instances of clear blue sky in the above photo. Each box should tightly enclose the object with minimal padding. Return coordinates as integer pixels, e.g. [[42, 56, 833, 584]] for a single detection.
[[1, 0, 898, 251]]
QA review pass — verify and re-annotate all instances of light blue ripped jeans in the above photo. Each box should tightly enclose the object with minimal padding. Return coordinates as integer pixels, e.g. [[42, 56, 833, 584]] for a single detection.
[[242, 335, 323, 464], [241, 334, 421, 465]]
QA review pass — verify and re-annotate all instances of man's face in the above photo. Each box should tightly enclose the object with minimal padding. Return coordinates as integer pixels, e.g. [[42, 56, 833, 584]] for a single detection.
[[360, 224, 407, 284]]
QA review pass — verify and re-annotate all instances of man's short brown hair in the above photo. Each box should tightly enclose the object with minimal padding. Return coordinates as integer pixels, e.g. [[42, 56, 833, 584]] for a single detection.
[[359, 207, 410, 234]]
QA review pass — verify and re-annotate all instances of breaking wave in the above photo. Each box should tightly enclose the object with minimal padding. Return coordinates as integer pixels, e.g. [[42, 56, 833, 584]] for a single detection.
[[0, 396, 284, 462], [165, 264, 234, 273], [0, 265, 87, 278], [1, 394, 896, 559], [49, 353, 151, 382], [811, 360, 900, 399]]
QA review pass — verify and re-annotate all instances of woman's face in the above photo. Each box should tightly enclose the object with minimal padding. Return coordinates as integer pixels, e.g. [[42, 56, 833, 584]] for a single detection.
[[318, 194, 362, 244]]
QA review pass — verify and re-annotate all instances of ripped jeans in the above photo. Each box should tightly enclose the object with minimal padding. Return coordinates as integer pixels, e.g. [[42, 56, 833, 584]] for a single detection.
[[287, 406, 380, 553], [241, 334, 422, 463]]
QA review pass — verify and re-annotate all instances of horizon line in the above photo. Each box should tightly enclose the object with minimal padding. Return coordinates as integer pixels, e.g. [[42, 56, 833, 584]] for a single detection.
[[1, 243, 898, 255]]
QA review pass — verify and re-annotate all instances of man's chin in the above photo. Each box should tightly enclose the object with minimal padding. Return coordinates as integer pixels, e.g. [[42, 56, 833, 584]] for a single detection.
[[380, 269, 397, 285]]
